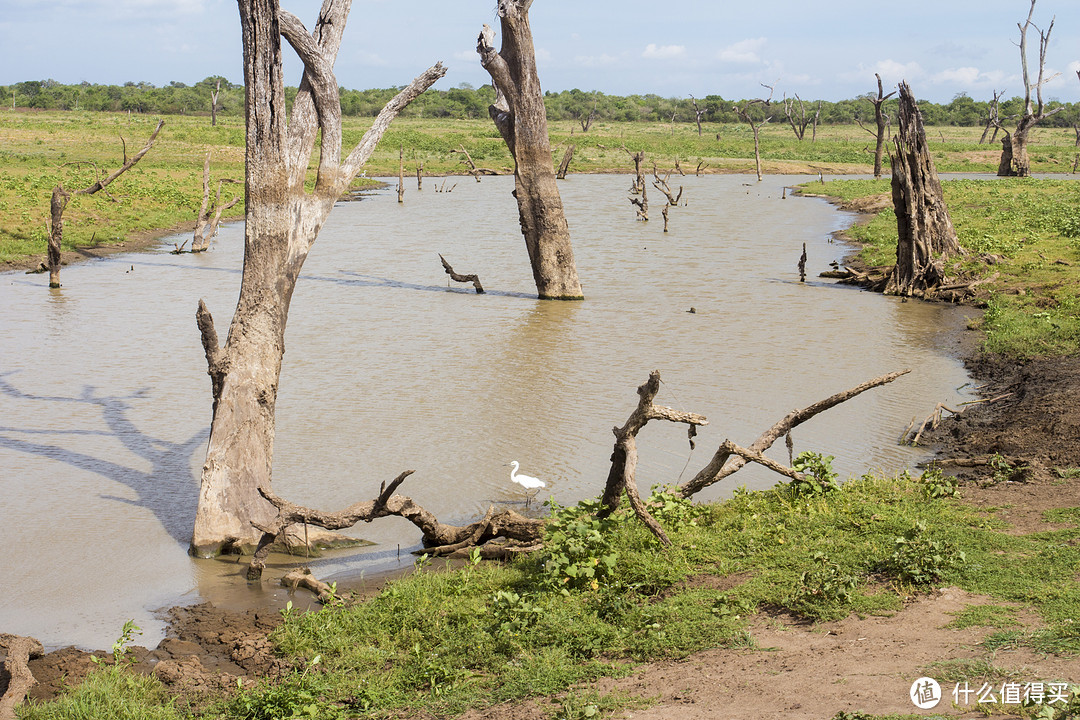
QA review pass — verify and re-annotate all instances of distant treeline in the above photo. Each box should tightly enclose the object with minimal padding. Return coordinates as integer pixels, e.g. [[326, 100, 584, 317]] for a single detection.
[[4, 77, 1078, 128]]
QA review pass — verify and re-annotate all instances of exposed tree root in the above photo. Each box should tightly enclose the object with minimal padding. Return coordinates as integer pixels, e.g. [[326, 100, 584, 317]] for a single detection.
[[0, 634, 44, 720]]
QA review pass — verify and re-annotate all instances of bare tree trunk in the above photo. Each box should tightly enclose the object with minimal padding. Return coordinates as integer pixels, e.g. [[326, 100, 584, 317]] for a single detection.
[[556, 143, 574, 179], [191, 152, 241, 252], [191, 0, 445, 556], [998, 0, 1061, 177], [477, 6, 584, 301], [733, 87, 773, 182], [397, 145, 405, 203], [45, 120, 164, 288], [979, 89, 1004, 144], [690, 95, 705, 136], [884, 82, 963, 298], [211, 79, 221, 127]]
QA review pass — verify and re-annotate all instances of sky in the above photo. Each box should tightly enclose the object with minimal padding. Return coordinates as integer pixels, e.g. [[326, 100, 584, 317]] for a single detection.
[[3, 0, 1080, 104]]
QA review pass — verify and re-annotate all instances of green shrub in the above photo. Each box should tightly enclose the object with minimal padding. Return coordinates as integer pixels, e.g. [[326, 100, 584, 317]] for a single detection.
[[538, 499, 619, 594], [789, 451, 840, 497]]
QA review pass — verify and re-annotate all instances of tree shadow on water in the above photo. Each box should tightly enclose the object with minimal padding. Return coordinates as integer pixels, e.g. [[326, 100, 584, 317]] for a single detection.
[[0, 372, 205, 547]]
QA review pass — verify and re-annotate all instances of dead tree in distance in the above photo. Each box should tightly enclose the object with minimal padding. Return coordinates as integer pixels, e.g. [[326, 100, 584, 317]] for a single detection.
[[210, 79, 222, 127], [188, 151, 240, 253], [884, 82, 963, 298], [855, 74, 896, 179], [46, 119, 164, 288], [690, 95, 707, 137], [732, 85, 774, 182], [477, 6, 584, 300], [190, 0, 445, 557], [998, 0, 1061, 177], [979, 89, 1006, 145], [782, 93, 822, 142]]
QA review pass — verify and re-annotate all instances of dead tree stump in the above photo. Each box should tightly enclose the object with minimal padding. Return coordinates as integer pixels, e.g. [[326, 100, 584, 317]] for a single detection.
[[884, 82, 963, 298]]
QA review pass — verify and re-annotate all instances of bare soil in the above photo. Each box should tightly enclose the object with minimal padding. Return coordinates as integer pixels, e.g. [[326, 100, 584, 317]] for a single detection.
[[5, 221, 202, 274]]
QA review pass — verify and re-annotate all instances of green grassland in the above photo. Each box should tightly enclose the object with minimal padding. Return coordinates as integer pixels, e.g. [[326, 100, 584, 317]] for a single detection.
[[3, 110, 1079, 267], [804, 177, 1080, 358], [18, 474, 1080, 719]]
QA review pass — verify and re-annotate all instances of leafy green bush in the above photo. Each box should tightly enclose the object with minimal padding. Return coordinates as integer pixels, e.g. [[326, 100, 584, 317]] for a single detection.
[[789, 451, 839, 497], [788, 551, 861, 620], [879, 521, 965, 586], [917, 468, 961, 499], [538, 499, 619, 594]]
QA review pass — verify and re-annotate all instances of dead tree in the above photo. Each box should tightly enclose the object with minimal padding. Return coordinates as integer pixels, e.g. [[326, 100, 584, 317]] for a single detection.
[[579, 100, 597, 132], [732, 85, 774, 182], [598, 371, 708, 546], [210, 79, 221, 127], [998, 0, 1062, 177], [884, 82, 963, 298], [477, 7, 584, 300], [690, 95, 707, 137], [185, 151, 241, 253], [454, 144, 486, 182], [782, 93, 822, 142], [625, 148, 648, 220], [855, 74, 896, 179], [979, 89, 1006, 144], [556, 143, 575, 179], [439, 253, 485, 293], [679, 370, 910, 499], [0, 634, 43, 720], [46, 119, 164, 288], [417, 161, 424, 190], [397, 146, 405, 203], [190, 0, 445, 557]]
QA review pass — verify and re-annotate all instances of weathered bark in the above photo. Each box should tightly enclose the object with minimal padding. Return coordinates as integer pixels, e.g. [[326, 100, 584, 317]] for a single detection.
[[679, 370, 910, 498], [0, 634, 43, 720], [246, 473, 544, 578], [477, 6, 584, 300], [884, 82, 963, 298], [598, 370, 708, 547], [190, 0, 445, 557], [998, 0, 1061, 177], [556, 143, 574, 179], [45, 120, 164, 288], [439, 253, 485, 293], [190, 152, 241, 252]]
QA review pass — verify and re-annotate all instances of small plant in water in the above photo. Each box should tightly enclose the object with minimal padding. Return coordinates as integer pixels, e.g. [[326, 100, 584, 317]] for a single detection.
[[91, 620, 142, 667]]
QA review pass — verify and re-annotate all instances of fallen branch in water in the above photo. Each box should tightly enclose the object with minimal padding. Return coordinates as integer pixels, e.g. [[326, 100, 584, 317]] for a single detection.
[[679, 370, 911, 498], [439, 254, 485, 294]]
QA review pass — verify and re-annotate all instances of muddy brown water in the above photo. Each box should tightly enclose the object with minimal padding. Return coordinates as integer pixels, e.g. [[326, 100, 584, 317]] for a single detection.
[[0, 174, 974, 650]]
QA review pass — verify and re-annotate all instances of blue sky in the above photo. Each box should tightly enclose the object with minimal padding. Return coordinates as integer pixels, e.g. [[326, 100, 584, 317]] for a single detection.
[[3, 0, 1080, 103]]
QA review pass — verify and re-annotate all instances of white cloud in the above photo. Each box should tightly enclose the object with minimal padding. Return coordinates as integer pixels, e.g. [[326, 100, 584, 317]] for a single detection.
[[574, 53, 619, 68], [840, 59, 924, 88], [931, 66, 1008, 88], [718, 38, 766, 65], [642, 43, 685, 60]]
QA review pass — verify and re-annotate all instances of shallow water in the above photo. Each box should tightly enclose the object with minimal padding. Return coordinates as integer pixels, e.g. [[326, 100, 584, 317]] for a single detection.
[[0, 174, 974, 649]]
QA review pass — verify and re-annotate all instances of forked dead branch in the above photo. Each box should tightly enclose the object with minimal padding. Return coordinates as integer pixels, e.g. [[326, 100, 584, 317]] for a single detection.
[[249, 369, 911, 595]]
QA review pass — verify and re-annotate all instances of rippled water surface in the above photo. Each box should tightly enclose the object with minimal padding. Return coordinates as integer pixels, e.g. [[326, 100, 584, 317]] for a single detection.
[[0, 174, 974, 648]]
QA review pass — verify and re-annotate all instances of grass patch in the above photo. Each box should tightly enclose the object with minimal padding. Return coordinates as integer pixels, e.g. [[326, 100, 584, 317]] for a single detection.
[[808, 177, 1080, 358], [945, 603, 1021, 630], [17, 666, 185, 720]]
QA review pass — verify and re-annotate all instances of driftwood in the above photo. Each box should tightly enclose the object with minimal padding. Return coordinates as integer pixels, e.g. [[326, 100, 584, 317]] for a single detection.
[[903, 392, 1013, 445], [281, 568, 335, 603], [0, 634, 43, 720], [679, 370, 911, 498], [598, 371, 709, 546], [625, 148, 648, 220], [438, 253, 485, 293], [453, 144, 491, 182], [246, 471, 544, 580]]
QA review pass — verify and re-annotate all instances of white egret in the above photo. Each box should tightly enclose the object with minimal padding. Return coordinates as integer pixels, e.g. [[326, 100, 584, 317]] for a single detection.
[[506, 461, 545, 507]]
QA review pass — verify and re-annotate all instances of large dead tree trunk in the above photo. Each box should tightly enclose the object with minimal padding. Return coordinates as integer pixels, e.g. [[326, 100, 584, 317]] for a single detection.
[[998, 0, 1061, 177], [45, 121, 164, 288], [477, 5, 584, 301], [884, 82, 963, 298], [190, 0, 445, 557]]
